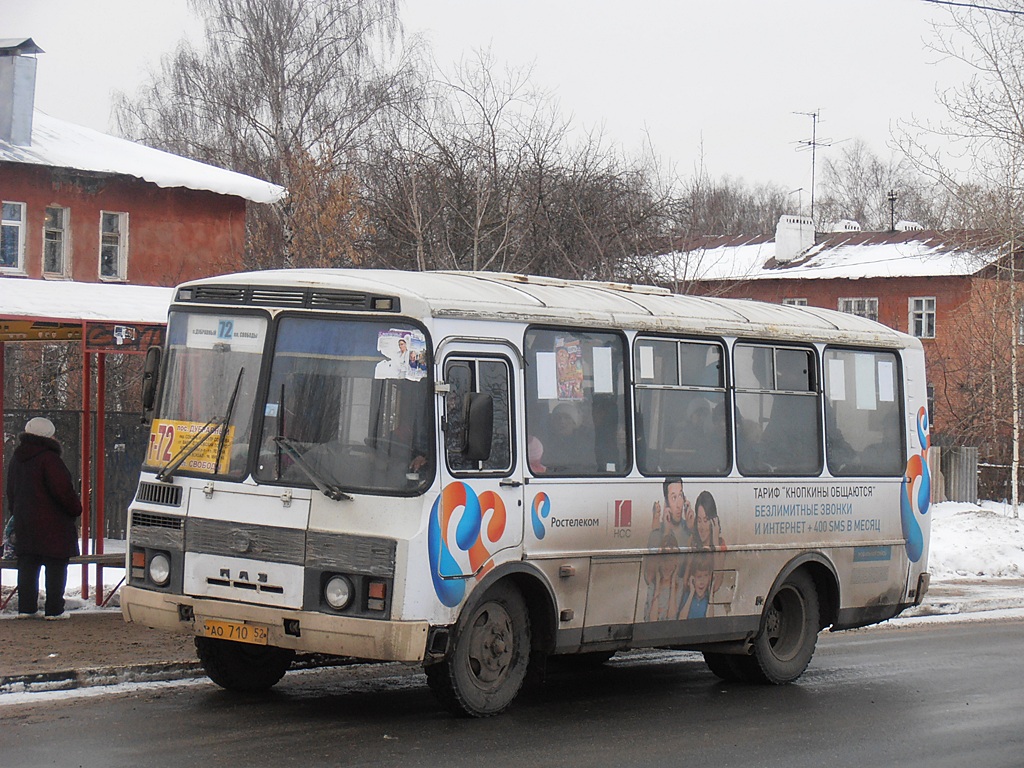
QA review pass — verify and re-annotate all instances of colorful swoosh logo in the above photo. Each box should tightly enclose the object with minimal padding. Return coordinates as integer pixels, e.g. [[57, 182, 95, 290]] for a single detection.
[[427, 482, 508, 607], [531, 492, 550, 539], [900, 406, 931, 562]]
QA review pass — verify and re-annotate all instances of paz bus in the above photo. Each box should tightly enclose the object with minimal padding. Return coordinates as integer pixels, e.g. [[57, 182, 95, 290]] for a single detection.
[[121, 269, 932, 716]]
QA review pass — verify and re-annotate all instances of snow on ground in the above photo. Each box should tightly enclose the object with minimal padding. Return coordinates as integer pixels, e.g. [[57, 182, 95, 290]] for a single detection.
[[927, 501, 1024, 579]]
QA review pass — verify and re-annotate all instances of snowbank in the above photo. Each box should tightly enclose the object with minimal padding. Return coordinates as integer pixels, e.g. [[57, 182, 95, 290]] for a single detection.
[[927, 501, 1024, 579]]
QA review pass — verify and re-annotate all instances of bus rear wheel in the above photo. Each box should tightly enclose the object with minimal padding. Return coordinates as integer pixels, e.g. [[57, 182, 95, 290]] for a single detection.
[[195, 636, 295, 692], [747, 570, 819, 684], [426, 582, 531, 717]]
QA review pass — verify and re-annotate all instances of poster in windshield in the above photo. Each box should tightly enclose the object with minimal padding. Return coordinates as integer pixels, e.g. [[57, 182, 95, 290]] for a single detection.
[[147, 419, 235, 475]]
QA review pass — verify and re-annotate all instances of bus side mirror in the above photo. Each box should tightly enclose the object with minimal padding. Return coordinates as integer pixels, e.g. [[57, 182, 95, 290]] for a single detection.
[[141, 345, 162, 421], [464, 393, 493, 462]]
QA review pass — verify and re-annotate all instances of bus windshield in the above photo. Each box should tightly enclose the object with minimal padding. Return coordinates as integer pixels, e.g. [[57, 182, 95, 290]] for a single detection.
[[254, 316, 434, 495], [144, 311, 267, 479]]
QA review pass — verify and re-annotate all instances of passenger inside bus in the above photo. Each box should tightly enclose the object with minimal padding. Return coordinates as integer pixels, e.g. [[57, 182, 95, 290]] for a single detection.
[[528, 403, 584, 474]]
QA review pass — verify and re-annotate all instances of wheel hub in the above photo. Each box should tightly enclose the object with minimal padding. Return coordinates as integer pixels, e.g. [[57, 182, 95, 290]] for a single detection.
[[467, 606, 514, 684]]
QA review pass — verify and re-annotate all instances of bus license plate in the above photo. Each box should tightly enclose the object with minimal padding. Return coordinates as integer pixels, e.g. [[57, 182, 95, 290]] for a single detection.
[[200, 619, 269, 646]]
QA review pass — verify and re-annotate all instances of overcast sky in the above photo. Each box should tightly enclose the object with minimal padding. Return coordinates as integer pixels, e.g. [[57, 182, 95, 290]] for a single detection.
[[7, 0, 970, 196]]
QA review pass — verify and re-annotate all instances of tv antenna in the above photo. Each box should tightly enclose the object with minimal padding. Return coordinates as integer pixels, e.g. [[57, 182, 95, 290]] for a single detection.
[[793, 110, 832, 223]]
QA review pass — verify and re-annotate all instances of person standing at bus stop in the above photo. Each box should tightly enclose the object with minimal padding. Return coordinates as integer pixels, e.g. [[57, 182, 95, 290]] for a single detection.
[[6, 417, 83, 620]]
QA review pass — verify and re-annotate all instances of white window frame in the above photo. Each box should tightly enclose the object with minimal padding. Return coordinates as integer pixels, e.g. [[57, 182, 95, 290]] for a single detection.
[[782, 298, 808, 307], [1, 200, 27, 273], [838, 297, 878, 322], [99, 211, 128, 281], [43, 205, 70, 277], [909, 296, 936, 339]]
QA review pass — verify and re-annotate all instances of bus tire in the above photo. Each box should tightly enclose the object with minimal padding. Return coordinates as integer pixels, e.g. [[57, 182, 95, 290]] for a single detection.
[[195, 636, 295, 692], [425, 582, 531, 717], [747, 570, 819, 684], [703, 651, 745, 682]]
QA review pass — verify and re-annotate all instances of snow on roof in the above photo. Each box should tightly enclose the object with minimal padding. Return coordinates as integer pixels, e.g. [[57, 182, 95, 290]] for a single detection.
[[655, 230, 1007, 283], [0, 111, 286, 205], [0, 278, 172, 324]]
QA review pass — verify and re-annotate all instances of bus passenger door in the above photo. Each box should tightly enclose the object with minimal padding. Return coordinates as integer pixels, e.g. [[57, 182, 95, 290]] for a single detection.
[[436, 345, 525, 579]]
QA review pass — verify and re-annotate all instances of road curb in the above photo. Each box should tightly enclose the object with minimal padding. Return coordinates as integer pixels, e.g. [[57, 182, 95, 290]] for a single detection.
[[0, 661, 205, 694], [0, 653, 358, 695]]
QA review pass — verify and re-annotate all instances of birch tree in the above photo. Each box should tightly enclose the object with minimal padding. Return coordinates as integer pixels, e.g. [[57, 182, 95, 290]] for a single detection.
[[898, 2, 1024, 514]]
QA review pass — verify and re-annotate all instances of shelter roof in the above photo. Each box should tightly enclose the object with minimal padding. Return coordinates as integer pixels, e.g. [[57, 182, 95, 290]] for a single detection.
[[0, 277, 172, 325]]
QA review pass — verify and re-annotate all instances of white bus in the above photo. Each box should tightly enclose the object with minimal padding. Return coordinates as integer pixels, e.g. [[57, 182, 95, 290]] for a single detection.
[[122, 269, 932, 716]]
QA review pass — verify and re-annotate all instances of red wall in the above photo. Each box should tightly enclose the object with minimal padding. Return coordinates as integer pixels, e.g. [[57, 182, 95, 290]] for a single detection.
[[2, 164, 247, 286]]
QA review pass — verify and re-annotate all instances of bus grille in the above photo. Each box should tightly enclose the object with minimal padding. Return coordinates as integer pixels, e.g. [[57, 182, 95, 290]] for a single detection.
[[136, 482, 183, 507], [132, 512, 184, 530], [186, 518, 305, 564], [178, 284, 400, 312]]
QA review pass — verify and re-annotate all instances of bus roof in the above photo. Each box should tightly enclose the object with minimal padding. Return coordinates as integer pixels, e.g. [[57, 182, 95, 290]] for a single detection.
[[177, 269, 918, 349]]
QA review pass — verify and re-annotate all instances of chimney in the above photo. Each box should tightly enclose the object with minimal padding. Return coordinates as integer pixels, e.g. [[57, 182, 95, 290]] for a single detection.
[[774, 214, 815, 263], [0, 38, 44, 146]]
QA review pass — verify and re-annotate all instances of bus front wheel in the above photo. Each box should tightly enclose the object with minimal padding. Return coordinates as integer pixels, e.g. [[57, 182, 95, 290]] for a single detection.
[[426, 582, 531, 717], [747, 570, 819, 684], [195, 636, 295, 692]]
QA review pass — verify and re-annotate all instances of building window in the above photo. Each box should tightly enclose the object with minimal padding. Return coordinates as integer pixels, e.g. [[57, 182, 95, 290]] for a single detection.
[[910, 297, 936, 339], [838, 297, 878, 321], [99, 211, 128, 280], [1, 201, 26, 272], [43, 206, 69, 275], [782, 298, 808, 307]]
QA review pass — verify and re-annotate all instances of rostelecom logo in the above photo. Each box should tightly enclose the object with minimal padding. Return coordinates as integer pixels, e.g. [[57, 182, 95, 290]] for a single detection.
[[531, 492, 551, 539]]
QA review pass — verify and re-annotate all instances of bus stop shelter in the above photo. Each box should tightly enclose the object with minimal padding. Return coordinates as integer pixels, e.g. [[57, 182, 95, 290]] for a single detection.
[[1, 278, 171, 604]]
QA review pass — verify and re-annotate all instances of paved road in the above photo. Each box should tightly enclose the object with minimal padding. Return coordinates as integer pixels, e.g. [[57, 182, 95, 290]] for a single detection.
[[3, 619, 1022, 768]]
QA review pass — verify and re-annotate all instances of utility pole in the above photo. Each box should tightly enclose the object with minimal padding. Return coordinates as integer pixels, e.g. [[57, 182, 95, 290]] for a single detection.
[[888, 189, 898, 232], [794, 110, 831, 224]]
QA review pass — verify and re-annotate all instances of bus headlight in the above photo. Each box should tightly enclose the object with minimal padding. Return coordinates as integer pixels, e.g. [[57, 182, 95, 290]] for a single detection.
[[148, 552, 171, 587], [324, 575, 353, 610]]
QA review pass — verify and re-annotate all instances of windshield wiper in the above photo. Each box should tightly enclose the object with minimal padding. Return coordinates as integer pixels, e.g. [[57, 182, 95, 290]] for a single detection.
[[273, 436, 353, 501], [157, 368, 245, 481]]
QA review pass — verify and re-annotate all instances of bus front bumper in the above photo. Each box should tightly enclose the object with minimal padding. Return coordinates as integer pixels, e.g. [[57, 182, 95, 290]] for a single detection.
[[120, 586, 430, 663]]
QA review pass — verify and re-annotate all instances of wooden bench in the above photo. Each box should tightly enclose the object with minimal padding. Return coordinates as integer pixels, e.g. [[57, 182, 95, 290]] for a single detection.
[[1, 553, 125, 609]]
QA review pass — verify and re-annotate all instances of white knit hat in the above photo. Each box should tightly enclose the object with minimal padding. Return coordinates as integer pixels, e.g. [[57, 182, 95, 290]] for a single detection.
[[25, 417, 56, 438]]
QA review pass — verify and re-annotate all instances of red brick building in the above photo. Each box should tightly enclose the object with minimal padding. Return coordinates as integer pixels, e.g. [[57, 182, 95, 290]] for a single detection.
[[657, 215, 1012, 456], [1, 38, 285, 287]]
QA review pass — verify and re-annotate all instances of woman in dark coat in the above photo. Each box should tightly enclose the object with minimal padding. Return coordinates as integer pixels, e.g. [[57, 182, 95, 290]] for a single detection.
[[6, 417, 83, 619]]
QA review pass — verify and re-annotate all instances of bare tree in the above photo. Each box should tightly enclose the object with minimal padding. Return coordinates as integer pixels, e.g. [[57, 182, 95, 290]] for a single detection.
[[816, 139, 947, 230], [114, 0, 409, 268], [360, 51, 676, 281]]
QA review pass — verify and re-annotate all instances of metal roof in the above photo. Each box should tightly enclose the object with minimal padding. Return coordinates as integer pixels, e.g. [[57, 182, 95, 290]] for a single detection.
[[179, 269, 918, 349], [0, 38, 44, 55]]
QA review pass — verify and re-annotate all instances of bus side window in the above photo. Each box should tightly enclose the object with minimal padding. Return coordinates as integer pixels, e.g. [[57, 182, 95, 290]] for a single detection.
[[634, 338, 729, 476], [735, 344, 822, 477], [824, 349, 903, 476], [525, 328, 629, 476]]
